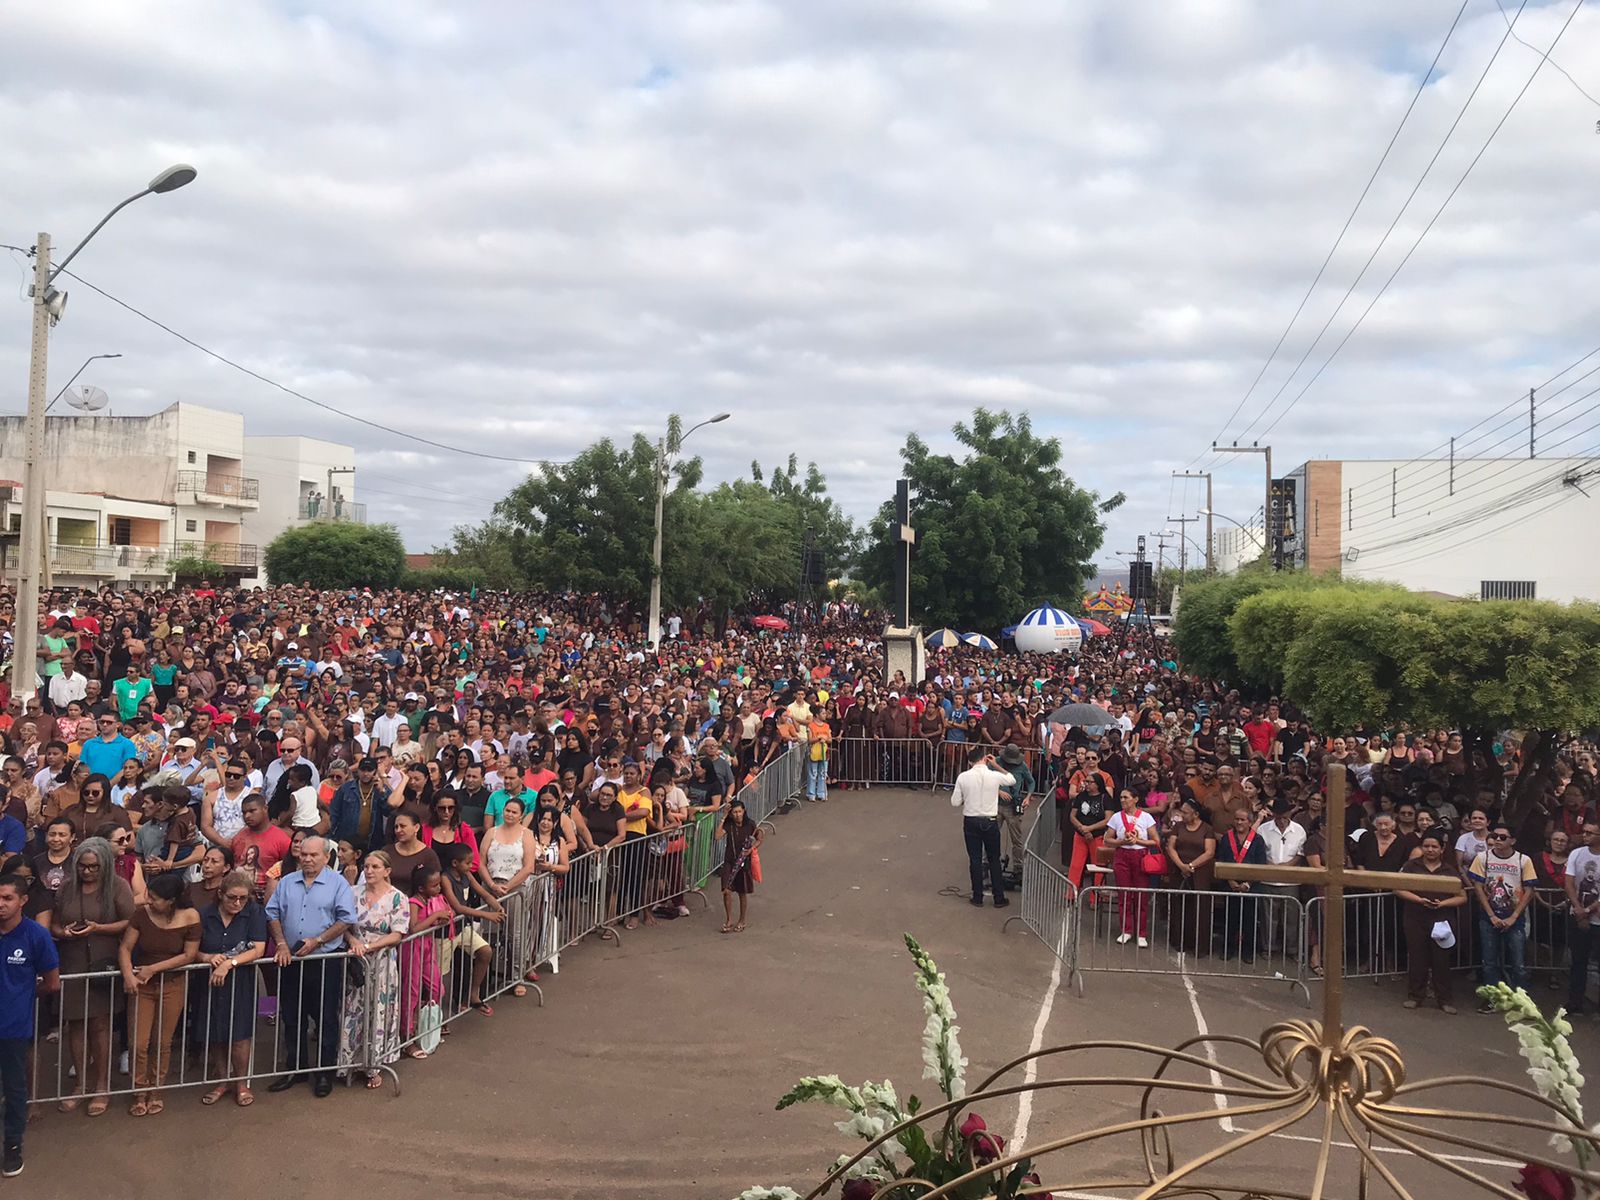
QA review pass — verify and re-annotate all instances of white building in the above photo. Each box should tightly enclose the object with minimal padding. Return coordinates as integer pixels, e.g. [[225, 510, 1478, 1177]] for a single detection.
[[1210, 524, 1268, 576], [1280, 457, 1600, 602], [0, 402, 358, 586], [242, 435, 362, 556]]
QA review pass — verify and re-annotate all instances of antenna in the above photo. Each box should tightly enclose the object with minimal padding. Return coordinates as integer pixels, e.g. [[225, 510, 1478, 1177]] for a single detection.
[[66, 385, 109, 413]]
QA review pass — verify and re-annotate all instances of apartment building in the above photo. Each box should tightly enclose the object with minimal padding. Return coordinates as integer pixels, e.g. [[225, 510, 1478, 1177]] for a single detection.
[[0, 401, 358, 586]]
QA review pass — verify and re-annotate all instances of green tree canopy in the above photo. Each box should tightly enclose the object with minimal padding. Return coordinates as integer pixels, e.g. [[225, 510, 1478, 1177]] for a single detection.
[[264, 523, 407, 589], [856, 408, 1123, 633]]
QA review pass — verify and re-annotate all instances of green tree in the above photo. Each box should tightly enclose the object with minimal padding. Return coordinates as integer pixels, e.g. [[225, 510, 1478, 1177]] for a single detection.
[[856, 408, 1123, 632], [753, 454, 862, 583], [1169, 564, 1280, 683], [427, 517, 527, 590], [263, 523, 407, 589]]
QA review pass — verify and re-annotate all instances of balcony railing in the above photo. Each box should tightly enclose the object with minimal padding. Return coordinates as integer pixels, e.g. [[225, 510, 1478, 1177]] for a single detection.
[[3, 543, 169, 573], [170, 540, 259, 570], [176, 469, 260, 504], [298, 496, 366, 523]]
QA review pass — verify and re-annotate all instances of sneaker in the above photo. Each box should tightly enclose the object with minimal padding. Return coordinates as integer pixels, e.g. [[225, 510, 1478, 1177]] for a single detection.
[[1116, 933, 1132, 945], [118, 1050, 130, 1076], [1402, 999, 1419, 1010], [1441, 1005, 1458, 1015], [993, 899, 1011, 908], [1, 1145, 19, 1178], [1137, 937, 1149, 949], [675, 905, 691, 917], [970, 898, 985, 907], [1476, 1002, 1496, 1015]]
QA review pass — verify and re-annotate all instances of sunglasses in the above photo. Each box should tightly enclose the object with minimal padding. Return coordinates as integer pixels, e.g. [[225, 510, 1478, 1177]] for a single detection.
[[435, 804, 456, 813], [226, 771, 245, 780]]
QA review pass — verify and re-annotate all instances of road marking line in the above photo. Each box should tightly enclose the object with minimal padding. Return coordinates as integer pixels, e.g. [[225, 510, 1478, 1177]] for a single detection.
[[1011, 937, 1065, 1149], [1180, 961, 1235, 1133]]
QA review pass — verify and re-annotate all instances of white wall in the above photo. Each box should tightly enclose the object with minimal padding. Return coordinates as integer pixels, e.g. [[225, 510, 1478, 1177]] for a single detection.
[[1334, 458, 1599, 601], [1212, 525, 1267, 576], [242, 435, 357, 582]]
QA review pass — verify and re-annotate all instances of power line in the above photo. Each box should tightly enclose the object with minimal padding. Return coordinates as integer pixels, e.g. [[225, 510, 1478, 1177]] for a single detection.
[[1194, 0, 1474, 464], [0, 244, 576, 469], [1496, 0, 1600, 108], [1239, 0, 1558, 443]]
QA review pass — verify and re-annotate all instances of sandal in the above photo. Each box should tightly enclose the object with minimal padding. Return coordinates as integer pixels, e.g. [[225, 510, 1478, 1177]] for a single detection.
[[523, 969, 540, 983], [624, 917, 639, 931], [128, 1096, 149, 1118], [406, 1047, 429, 1060], [86, 1096, 109, 1118], [146, 1096, 164, 1116], [57, 1097, 81, 1114], [513, 985, 527, 998], [734, 923, 746, 933], [720, 924, 734, 934], [365, 1072, 384, 1090], [200, 1086, 229, 1106], [235, 1086, 254, 1108], [471, 1000, 494, 1016]]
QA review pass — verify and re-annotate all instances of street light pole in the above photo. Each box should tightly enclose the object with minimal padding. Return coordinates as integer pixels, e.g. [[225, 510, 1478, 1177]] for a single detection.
[[13, 164, 196, 698], [647, 412, 730, 650], [1198, 508, 1267, 566]]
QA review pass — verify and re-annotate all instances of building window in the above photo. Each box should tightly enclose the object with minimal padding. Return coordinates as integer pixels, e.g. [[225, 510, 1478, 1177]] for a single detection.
[[186, 451, 196, 464], [109, 518, 131, 546], [1481, 580, 1536, 601], [185, 519, 197, 533]]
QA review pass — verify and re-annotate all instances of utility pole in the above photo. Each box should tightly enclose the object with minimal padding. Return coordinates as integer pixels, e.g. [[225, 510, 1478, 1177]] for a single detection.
[[1165, 513, 1199, 584], [1212, 442, 1274, 568], [1530, 387, 1536, 459], [1172, 470, 1212, 572], [15, 234, 51, 700]]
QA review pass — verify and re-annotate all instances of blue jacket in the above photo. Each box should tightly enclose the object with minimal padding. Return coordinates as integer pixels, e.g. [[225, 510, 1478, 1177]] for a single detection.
[[327, 779, 390, 853]]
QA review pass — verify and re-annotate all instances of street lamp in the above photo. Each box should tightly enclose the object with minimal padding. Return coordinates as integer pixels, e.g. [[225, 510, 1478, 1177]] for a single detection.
[[1198, 508, 1267, 553], [14, 165, 196, 696], [45, 353, 122, 412], [647, 412, 731, 650]]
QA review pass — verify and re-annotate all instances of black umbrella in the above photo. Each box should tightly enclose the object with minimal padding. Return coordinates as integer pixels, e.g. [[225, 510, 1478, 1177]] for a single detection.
[[1047, 702, 1114, 727]]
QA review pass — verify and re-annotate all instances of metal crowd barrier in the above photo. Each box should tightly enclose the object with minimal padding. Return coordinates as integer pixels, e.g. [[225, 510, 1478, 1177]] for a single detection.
[[1006, 791, 1075, 964], [830, 737, 1050, 794], [26, 751, 808, 1111]]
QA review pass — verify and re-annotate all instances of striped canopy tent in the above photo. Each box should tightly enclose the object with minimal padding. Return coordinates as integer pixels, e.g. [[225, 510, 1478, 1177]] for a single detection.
[[1014, 605, 1084, 655], [925, 628, 964, 648], [960, 632, 998, 650]]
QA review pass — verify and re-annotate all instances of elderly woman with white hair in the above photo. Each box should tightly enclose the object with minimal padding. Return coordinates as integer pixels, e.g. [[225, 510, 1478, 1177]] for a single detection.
[[51, 836, 136, 1116]]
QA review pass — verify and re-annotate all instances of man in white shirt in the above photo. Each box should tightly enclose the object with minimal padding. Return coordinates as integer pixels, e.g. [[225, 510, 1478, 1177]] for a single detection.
[[950, 748, 1016, 908], [1257, 798, 1307, 952], [369, 699, 405, 750], [48, 659, 88, 713], [1563, 820, 1600, 1014]]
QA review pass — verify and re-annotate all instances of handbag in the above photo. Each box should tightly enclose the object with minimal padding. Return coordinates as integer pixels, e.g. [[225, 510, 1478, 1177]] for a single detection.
[[344, 954, 367, 990], [1141, 852, 1167, 876]]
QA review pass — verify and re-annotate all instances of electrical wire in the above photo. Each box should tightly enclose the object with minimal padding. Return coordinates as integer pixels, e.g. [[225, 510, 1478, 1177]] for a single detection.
[[0, 243, 576, 470], [1496, 0, 1600, 108], [1246, 0, 1586, 442], [1192, 0, 1474, 465]]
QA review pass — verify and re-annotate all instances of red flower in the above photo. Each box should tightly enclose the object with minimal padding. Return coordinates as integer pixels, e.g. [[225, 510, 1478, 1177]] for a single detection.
[[1019, 1170, 1054, 1200], [1515, 1163, 1576, 1200], [958, 1112, 1005, 1163], [841, 1180, 878, 1200]]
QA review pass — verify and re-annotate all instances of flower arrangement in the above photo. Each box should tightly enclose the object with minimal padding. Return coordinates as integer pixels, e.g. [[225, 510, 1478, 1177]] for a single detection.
[[737, 935, 1047, 1200], [1477, 983, 1600, 1200]]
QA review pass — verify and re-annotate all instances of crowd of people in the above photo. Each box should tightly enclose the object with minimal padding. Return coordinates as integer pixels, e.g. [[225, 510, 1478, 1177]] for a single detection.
[[0, 579, 1593, 1179]]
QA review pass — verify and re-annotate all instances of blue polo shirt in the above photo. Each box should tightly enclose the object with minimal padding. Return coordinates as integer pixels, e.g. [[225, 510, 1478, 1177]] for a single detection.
[[80, 733, 140, 779], [264, 867, 357, 955], [0, 917, 59, 1039]]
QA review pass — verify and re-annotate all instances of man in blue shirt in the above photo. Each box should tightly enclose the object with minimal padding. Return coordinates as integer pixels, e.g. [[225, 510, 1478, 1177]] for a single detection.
[[78, 713, 140, 779], [264, 836, 356, 1097], [0, 873, 60, 1177]]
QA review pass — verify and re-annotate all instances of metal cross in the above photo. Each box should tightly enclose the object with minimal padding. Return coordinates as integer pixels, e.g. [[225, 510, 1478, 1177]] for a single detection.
[[1214, 770, 1462, 1048], [893, 478, 915, 629]]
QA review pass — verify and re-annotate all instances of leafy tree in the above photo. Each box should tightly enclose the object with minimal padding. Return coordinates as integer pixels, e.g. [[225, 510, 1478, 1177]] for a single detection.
[[753, 454, 862, 583], [427, 517, 527, 590], [1169, 564, 1280, 683], [263, 523, 407, 589], [856, 409, 1124, 633]]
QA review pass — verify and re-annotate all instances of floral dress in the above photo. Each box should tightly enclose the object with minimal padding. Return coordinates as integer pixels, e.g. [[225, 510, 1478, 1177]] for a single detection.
[[338, 886, 409, 1074]]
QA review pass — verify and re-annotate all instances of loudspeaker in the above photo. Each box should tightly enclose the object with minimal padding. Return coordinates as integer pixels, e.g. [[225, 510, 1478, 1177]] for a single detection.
[[1129, 560, 1154, 603]]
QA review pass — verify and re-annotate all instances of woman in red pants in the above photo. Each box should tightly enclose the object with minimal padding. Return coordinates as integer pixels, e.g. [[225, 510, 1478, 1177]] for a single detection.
[[1064, 774, 1109, 894], [1104, 787, 1160, 947]]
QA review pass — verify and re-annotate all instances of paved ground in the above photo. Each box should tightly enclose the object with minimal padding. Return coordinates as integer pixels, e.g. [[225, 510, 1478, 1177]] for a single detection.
[[33, 787, 1600, 1200]]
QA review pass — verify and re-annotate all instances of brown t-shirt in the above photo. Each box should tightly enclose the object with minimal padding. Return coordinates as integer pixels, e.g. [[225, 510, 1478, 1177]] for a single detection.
[[384, 843, 440, 898], [64, 802, 132, 841], [129, 907, 200, 968]]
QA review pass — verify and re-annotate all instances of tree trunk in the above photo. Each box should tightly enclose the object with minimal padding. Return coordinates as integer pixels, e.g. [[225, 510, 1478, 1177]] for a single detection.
[[1503, 728, 1563, 831]]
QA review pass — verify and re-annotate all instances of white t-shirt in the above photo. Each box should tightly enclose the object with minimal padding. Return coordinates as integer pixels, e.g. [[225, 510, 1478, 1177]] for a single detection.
[[1455, 831, 1488, 870], [290, 784, 321, 830], [1567, 846, 1600, 926], [1108, 809, 1157, 845]]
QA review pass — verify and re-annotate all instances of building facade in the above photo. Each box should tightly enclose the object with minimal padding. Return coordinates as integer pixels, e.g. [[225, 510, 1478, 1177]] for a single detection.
[[0, 402, 358, 586], [1210, 524, 1268, 576], [1279, 457, 1599, 602]]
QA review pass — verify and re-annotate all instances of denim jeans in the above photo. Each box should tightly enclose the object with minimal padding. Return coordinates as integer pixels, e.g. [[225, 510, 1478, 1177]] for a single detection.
[[1479, 912, 1528, 989], [963, 816, 1005, 902], [805, 758, 828, 800]]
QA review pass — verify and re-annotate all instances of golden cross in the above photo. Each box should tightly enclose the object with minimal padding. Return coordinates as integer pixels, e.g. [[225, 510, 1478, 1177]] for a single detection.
[[1213, 770, 1462, 1048]]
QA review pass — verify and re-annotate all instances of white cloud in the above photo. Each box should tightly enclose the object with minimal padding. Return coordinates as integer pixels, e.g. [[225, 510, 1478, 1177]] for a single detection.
[[0, 0, 1596, 569]]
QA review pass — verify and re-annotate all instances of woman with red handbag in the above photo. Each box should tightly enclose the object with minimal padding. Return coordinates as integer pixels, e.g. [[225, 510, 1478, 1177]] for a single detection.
[[1104, 786, 1161, 947]]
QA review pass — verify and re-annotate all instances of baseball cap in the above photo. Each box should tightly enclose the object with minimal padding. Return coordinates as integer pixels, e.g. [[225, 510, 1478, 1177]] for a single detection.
[[404, 692, 420, 702], [173, 737, 197, 750], [357, 756, 378, 771]]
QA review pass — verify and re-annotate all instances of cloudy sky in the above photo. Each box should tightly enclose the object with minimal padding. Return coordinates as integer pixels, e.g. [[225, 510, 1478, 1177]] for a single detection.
[[3, 0, 1597, 573]]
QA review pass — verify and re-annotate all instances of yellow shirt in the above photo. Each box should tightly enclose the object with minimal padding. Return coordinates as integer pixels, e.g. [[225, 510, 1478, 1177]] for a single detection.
[[619, 785, 652, 836]]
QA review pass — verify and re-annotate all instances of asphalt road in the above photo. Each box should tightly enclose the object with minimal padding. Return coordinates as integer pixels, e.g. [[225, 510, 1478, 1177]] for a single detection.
[[30, 787, 1600, 1200]]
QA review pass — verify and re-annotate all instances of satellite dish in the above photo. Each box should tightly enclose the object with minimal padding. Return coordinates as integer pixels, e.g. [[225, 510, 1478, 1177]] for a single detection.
[[66, 385, 109, 413]]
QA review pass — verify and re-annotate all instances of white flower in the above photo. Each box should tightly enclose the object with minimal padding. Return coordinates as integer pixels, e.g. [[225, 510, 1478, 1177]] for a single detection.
[[736, 1187, 803, 1200], [1480, 984, 1592, 1168], [835, 1111, 889, 1141]]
